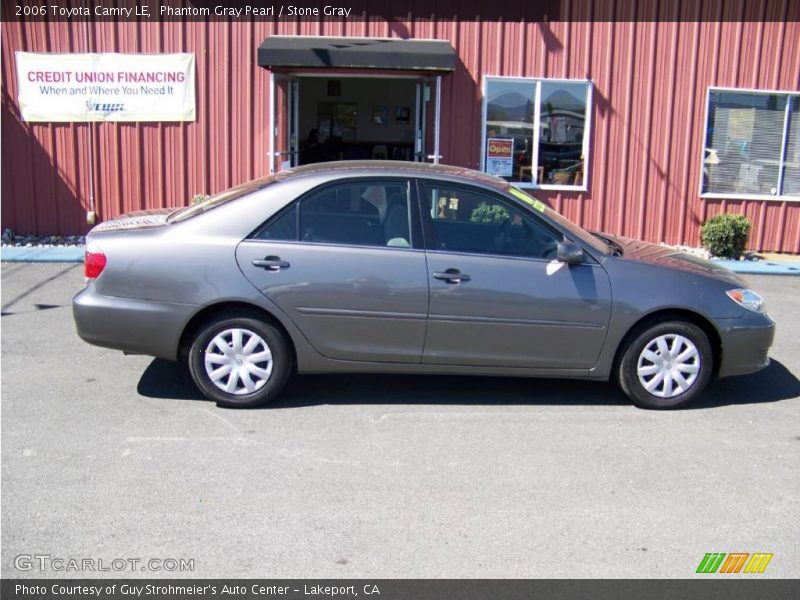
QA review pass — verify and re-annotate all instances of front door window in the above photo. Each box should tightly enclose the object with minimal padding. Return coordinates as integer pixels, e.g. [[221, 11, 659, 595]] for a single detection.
[[421, 183, 562, 260]]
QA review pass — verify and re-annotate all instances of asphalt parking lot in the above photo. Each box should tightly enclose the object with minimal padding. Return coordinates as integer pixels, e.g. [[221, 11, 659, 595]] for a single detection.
[[1, 263, 799, 578]]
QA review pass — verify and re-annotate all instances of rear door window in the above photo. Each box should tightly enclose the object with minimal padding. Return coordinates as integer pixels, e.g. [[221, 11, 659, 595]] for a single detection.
[[252, 180, 413, 248], [257, 207, 297, 241], [299, 181, 412, 248]]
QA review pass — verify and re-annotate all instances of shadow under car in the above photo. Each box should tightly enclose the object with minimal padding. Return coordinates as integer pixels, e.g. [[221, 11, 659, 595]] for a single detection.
[[136, 358, 800, 410]]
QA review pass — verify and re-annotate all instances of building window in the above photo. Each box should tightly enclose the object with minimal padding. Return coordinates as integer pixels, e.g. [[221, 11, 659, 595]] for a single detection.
[[481, 77, 592, 189], [702, 88, 800, 199]]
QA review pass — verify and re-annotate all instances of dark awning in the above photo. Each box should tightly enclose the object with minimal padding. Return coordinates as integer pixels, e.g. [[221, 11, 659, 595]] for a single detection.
[[257, 36, 456, 72]]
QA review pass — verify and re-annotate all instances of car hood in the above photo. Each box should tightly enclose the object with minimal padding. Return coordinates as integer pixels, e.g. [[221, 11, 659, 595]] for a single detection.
[[89, 208, 176, 233], [605, 234, 747, 286]]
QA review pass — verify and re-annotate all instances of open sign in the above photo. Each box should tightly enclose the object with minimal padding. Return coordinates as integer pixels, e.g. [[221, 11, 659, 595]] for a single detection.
[[486, 138, 514, 176], [488, 139, 513, 157]]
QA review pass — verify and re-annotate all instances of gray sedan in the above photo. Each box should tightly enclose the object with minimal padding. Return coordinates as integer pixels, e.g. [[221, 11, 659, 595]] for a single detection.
[[73, 161, 775, 409]]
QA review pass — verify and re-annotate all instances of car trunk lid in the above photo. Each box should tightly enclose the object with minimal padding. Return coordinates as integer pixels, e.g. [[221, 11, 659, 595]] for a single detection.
[[89, 208, 175, 233]]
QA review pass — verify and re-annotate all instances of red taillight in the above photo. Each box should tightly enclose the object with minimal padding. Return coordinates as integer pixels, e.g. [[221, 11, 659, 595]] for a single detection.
[[84, 248, 107, 279]]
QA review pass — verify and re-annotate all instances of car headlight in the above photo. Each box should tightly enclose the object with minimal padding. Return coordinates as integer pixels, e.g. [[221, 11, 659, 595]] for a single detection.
[[726, 288, 765, 313]]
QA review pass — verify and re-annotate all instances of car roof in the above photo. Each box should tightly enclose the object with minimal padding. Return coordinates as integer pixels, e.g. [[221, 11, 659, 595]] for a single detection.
[[275, 160, 511, 190]]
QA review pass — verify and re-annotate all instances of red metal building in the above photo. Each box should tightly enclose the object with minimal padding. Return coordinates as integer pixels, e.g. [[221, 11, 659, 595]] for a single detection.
[[2, 2, 800, 251]]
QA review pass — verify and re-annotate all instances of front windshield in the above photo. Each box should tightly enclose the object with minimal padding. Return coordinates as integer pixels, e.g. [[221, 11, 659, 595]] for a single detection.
[[167, 176, 275, 223], [504, 186, 610, 255]]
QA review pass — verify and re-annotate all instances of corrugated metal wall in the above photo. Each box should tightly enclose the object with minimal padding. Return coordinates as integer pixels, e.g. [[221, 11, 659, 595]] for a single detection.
[[3, 3, 800, 251]]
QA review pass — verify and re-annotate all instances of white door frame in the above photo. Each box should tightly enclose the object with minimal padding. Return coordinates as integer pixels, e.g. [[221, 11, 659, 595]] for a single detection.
[[270, 72, 445, 169]]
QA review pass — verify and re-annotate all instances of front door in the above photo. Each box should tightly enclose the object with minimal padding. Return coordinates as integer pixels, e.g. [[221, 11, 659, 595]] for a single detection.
[[417, 180, 612, 369], [269, 73, 299, 172], [414, 81, 427, 162], [414, 77, 442, 164], [237, 178, 429, 363]]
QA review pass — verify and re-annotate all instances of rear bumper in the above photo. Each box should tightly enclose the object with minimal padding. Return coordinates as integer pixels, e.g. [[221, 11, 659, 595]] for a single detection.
[[73, 284, 195, 360], [717, 312, 776, 378]]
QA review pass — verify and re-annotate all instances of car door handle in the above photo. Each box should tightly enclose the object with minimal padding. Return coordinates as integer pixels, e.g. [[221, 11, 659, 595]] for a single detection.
[[432, 269, 471, 284], [252, 256, 290, 271]]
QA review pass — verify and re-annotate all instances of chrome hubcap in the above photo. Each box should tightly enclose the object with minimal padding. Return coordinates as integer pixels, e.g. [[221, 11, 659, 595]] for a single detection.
[[204, 328, 273, 396], [637, 334, 700, 399]]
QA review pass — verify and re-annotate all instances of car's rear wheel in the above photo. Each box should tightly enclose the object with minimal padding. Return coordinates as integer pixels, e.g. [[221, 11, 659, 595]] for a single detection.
[[188, 313, 291, 408], [617, 320, 713, 409]]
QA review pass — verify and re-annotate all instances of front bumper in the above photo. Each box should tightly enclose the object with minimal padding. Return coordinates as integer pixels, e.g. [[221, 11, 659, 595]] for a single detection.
[[73, 283, 195, 360], [716, 312, 775, 378]]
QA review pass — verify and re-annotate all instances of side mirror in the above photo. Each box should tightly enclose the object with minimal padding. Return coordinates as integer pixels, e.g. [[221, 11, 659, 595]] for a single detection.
[[557, 240, 585, 265]]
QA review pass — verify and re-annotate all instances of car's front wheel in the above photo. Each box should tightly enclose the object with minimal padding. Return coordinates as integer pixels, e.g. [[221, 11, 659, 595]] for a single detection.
[[188, 313, 292, 408], [617, 320, 713, 409]]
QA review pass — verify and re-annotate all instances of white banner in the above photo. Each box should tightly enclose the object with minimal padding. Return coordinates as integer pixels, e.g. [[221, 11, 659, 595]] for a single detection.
[[15, 52, 195, 122]]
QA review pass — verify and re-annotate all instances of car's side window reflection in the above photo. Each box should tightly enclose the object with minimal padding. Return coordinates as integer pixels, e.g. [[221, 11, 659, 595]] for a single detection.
[[256, 207, 297, 241], [422, 184, 562, 259], [299, 181, 411, 248], [253, 181, 412, 248]]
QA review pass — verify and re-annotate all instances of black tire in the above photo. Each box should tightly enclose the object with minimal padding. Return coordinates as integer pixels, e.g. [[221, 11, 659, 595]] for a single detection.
[[188, 313, 292, 408], [617, 320, 713, 410]]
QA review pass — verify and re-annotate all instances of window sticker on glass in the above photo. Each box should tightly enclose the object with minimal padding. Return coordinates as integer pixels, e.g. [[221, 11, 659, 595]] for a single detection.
[[509, 187, 546, 212], [486, 138, 514, 177]]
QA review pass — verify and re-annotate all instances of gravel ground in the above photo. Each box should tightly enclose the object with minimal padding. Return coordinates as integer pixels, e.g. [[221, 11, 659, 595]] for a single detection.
[[1, 229, 85, 247]]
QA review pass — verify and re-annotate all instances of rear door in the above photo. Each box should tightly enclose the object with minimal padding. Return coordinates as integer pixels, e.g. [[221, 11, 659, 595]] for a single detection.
[[236, 178, 429, 363], [417, 180, 612, 369]]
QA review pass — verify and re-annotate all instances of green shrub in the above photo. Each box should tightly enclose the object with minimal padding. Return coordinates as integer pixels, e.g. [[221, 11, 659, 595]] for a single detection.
[[191, 193, 209, 205], [470, 202, 509, 224], [700, 213, 751, 259]]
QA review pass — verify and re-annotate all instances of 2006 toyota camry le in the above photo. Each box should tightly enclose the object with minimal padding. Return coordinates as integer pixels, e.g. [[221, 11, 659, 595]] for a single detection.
[[73, 161, 775, 410]]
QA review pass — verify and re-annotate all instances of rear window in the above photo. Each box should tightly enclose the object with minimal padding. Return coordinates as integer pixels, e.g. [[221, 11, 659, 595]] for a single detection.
[[167, 177, 275, 223]]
